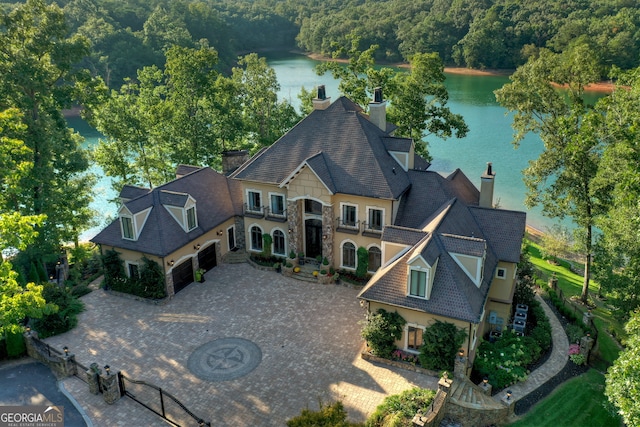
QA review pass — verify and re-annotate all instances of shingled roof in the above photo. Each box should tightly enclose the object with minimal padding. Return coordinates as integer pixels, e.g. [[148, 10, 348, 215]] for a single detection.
[[91, 167, 242, 257], [231, 96, 413, 200], [360, 173, 525, 323]]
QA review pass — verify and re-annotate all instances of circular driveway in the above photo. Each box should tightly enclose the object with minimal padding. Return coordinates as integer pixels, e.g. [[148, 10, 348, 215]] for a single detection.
[[44, 263, 437, 426]]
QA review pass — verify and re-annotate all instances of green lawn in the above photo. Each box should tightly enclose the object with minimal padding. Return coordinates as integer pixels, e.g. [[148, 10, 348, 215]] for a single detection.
[[506, 369, 622, 427]]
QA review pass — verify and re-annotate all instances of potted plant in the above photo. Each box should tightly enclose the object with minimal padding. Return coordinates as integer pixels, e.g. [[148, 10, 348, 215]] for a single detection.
[[316, 255, 323, 267], [195, 268, 206, 283], [283, 262, 294, 277], [288, 250, 298, 266], [273, 262, 281, 273], [298, 252, 305, 265]]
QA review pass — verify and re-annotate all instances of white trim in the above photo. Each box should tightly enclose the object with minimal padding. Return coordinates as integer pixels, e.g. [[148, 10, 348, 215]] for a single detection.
[[407, 264, 430, 299], [271, 227, 287, 256], [339, 202, 358, 228], [268, 192, 286, 217], [246, 189, 263, 214], [389, 151, 409, 171], [133, 207, 153, 239], [450, 252, 483, 287], [248, 223, 264, 252], [366, 244, 382, 273], [166, 255, 193, 274], [120, 215, 135, 241], [186, 206, 198, 231], [495, 267, 507, 279], [404, 323, 425, 353], [125, 260, 140, 278], [227, 225, 236, 251], [365, 205, 385, 232], [340, 239, 357, 270]]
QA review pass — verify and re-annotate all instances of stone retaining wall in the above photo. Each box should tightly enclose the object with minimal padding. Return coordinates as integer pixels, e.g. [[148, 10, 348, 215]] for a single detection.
[[360, 351, 439, 377]]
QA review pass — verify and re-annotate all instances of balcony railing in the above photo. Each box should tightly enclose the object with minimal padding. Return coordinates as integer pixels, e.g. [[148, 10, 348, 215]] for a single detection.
[[361, 222, 383, 237], [265, 207, 287, 222], [243, 203, 264, 218], [335, 217, 360, 234]]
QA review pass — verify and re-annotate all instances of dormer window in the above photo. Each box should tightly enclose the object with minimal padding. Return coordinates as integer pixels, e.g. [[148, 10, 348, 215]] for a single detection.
[[121, 216, 134, 240], [409, 267, 428, 298], [187, 206, 197, 231]]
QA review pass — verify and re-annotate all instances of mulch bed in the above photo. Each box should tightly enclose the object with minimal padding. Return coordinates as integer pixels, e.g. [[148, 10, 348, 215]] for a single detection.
[[514, 297, 590, 415]]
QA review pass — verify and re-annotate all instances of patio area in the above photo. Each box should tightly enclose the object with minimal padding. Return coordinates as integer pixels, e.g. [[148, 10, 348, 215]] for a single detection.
[[44, 263, 438, 426]]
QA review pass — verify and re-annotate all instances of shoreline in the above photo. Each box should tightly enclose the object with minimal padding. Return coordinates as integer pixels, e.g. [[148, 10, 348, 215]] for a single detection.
[[305, 52, 615, 93]]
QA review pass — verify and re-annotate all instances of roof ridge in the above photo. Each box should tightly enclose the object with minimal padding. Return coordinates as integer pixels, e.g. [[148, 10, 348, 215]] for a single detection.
[[440, 233, 486, 243]]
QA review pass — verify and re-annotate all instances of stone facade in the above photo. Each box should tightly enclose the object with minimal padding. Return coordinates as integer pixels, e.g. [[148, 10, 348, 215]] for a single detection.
[[322, 204, 335, 265], [100, 372, 121, 404], [234, 216, 246, 250], [287, 200, 301, 254]]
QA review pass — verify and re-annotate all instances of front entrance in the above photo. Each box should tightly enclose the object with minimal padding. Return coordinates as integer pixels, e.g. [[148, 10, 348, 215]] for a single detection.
[[305, 219, 322, 259], [228, 227, 236, 251]]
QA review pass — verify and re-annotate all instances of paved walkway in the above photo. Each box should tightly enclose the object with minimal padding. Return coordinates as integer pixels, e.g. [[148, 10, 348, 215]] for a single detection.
[[44, 263, 438, 426], [496, 294, 569, 402]]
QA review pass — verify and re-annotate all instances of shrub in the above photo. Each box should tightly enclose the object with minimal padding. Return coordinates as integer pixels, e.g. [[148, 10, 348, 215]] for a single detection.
[[361, 309, 406, 358], [419, 320, 467, 372], [102, 249, 125, 289], [5, 331, 26, 358], [473, 330, 533, 389], [262, 233, 272, 258], [570, 353, 586, 365], [366, 388, 435, 427], [32, 283, 84, 338], [356, 247, 368, 278], [566, 323, 587, 344], [137, 258, 166, 299], [287, 401, 360, 427], [289, 250, 296, 259]]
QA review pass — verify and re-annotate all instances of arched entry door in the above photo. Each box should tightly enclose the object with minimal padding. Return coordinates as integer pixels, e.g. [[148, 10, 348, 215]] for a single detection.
[[305, 219, 322, 259]]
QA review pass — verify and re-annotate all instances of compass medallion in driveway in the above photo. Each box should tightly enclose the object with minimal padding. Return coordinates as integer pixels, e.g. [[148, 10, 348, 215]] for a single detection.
[[187, 337, 262, 381]]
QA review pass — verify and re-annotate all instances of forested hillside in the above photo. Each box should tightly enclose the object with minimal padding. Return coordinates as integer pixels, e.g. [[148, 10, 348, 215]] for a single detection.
[[2, 0, 639, 87]]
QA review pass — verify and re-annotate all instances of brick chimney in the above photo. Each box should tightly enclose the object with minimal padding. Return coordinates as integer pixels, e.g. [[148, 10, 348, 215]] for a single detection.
[[312, 85, 331, 110], [479, 162, 495, 208], [369, 87, 386, 131]]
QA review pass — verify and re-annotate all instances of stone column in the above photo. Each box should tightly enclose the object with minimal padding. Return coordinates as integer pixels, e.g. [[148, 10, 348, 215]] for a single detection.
[[478, 378, 492, 396], [580, 335, 594, 362], [549, 273, 558, 290], [86, 363, 101, 395], [287, 200, 301, 254], [100, 371, 121, 404], [501, 390, 515, 415], [321, 204, 334, 265], [454, 354, 468, 379], [582, 310, 594, 327], [62, 353, 78, 377]]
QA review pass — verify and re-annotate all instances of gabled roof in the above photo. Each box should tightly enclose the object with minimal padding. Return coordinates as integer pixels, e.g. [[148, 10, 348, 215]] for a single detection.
[[91, 167, 242, 257], [231, 96, 412, 200], [119, 185, 151, 201], [359, 170, 524, 323]]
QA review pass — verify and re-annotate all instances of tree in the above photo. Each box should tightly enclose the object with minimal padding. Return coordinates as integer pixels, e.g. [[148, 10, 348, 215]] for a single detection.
[[360, 308, 406, 359], [315, 34, 467, 160], [0, 0, 98, 254], [606, 309, 640, 427], [591, 67, 640, 315], [419, 320, 467, 371], [495, 42, 610, 303], [539, 224, 572, 264]]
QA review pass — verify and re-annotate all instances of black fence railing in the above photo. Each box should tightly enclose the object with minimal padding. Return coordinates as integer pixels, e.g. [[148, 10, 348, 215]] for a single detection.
[[119, 373, 210, 427]]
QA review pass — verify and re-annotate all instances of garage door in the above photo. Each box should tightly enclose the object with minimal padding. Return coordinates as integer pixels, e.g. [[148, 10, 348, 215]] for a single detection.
[[172, 259, 194, 294], [197, 244, 217, 272]]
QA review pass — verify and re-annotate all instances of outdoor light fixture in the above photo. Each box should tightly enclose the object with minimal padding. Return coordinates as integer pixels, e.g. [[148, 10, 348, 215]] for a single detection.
[[442, 371, 448, 380], [168, 260, 174, 266], [288, 229, 292, 233], [63, 346, 69, 356], [194, 243, 201, 250], [483, 376, 489, 385], [322, 234, 327, 240], [26, 326, 31, 336], [506, 390, 512, 400], [217, 229, 223, 236], [104, 365, 111, 375], [458, 348, 465, 358]]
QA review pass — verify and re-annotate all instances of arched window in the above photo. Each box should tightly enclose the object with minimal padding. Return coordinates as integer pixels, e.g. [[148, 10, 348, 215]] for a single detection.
[[250, 226, 263, 251], [273, 229, 285, 255], [342, 242, 356, 268], [368, 246, 382, 272]]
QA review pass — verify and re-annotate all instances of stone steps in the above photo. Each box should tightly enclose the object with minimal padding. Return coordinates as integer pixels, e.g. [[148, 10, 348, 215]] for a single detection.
[[223, 250, 248, 264], [449, 378, 504, 410]]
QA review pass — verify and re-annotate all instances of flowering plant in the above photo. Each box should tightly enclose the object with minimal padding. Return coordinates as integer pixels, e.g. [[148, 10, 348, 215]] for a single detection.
[[392, 349, 419, 365], [568, 344, 580, 356], [570, 353, 586, 365]]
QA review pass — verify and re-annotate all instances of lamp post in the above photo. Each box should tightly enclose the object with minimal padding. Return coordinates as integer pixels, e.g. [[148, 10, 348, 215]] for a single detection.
[[55, 261, 61, 286]]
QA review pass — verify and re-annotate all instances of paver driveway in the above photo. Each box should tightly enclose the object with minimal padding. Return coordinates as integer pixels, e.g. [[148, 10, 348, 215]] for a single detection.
[[44, 263, 437, 426]]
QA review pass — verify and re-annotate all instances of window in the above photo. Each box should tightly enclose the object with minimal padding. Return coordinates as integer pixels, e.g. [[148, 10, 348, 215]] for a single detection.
[[496, 268, 506, 279], [186, 207, 197, 230], [342, 242, 356, 268], [368, 246, 382, 272], [407, 326, 423, 350], [270, 194, 285, 216], [305, 199, 322, 215], [273, 230, 285, 255], [121, 216, 134, 240], [248, 191, 261, 212], [368, 208, 383, 231], [409, 269, 427, 298], [342, 204, 357, 227], [128, 263, 139, 278], [250, 226, 263, 251]]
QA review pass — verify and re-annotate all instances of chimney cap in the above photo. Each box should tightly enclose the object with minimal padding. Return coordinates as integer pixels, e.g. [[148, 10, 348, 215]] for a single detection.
[[317, 85, 326, 100], [373, 87, 383, 103], [482, 162, 495, 179]]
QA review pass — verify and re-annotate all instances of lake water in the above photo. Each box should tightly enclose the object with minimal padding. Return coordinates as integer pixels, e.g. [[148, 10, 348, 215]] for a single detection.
[[70, 53, 569, 240]]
